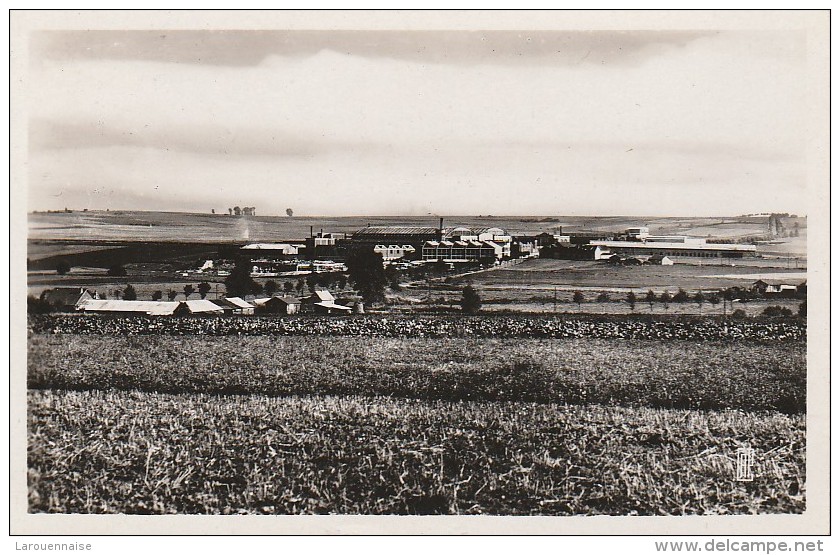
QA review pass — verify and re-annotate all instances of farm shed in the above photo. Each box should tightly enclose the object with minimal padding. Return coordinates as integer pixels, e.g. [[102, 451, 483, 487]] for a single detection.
[[76, 299, 180, 316], [40, 287, 94, 311], [648, 255, 674, 266], [181, 299, 225, 315], [301, 289, 350, 314], [764, 284, 798, 298], [307, 289, 337, 304], [212, 297, 255, 315], [275, 297, 301, 315], [313, 301, 352, 314], [253, 296, 301, 314]]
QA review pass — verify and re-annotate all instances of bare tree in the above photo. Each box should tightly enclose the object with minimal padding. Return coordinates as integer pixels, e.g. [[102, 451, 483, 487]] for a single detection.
[[693, 291, 705, 315], [626, 291, 636, 312], [645, 290, 656, 312], [659, 291, 672, 311], [572, 291, 585, 311]]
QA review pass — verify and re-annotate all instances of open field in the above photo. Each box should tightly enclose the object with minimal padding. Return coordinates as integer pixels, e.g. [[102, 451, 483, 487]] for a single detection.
[[456, 259, 807, 292], [28, 390, 804, 515], [29, 211, 806, 240], [28, 211, 807, 255], [26, 239, 238, 272]]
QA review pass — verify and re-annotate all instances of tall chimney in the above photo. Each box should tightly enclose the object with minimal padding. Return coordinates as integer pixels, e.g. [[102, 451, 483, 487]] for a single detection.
[[438, 217, 444, 241]]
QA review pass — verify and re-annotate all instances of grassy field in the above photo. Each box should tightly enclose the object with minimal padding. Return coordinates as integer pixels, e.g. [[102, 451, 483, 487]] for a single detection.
[[28, 390, 804, 515]]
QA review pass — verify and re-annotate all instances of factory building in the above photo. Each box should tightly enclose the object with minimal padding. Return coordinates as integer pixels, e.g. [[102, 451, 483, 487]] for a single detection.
[[421, 239, 499, 262], [373, 244, 417, 261], [351, 220, 511, 262]]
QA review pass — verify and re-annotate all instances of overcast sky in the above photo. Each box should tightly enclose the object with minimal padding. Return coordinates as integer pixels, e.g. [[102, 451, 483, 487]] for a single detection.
[[28, 29, 808, 217]]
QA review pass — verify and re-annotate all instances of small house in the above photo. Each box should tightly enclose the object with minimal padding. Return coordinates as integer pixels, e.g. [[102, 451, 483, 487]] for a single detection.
[[751, 280, 769, 294]]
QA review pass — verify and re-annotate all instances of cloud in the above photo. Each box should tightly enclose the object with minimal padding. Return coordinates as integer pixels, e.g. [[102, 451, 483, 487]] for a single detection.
[[32, 29, 715, 68], [26, 29, 809, 216], [29, 118, 373, 158]]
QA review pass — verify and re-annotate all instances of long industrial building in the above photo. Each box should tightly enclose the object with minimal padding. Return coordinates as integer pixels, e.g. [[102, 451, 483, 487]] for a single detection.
[[590, 236, 757, 259]]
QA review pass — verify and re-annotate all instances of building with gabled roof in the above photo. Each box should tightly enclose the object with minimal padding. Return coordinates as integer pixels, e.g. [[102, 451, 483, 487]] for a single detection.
[[40, 287, 94, 311]]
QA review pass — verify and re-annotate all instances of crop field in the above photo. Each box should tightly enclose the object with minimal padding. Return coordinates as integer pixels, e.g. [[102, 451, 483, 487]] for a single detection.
[[28, 334, 805, 413], [28, 314, 806, 342], [28, 390, 804, 516], [27, 320, 806, 516]]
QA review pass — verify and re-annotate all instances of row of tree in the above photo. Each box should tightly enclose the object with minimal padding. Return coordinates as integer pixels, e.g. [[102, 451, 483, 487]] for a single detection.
[[225, 207, 256, 216], [569, 288, 804, 317], [108, 283, 214, 301]]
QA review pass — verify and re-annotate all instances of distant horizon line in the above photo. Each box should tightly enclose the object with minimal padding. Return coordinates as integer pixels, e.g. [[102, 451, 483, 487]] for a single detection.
[[28, 208, 806, 219]]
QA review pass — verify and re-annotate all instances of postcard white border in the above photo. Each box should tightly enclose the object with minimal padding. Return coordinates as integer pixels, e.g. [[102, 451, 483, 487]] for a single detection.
[[9, 9, 830, 536]]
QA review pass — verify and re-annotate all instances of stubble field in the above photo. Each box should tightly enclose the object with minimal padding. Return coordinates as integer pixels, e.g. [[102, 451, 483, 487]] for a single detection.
[[28, 390, 804, 515]]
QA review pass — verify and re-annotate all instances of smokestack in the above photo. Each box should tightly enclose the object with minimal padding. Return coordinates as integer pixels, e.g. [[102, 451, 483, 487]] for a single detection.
[[310, 226, 313, 238], [438, 217, 444, 241]]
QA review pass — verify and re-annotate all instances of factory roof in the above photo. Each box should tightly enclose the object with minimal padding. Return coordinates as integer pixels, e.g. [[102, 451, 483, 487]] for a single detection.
[[353, 226, 440, 237]]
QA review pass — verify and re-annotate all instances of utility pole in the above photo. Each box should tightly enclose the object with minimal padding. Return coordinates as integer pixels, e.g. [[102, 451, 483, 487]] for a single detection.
[[427, 277, 431, 311], [553, 287, 557, 312]]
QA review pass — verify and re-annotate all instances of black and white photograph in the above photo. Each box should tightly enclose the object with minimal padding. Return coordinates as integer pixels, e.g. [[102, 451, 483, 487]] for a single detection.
[[10, 9, 830, 537]]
